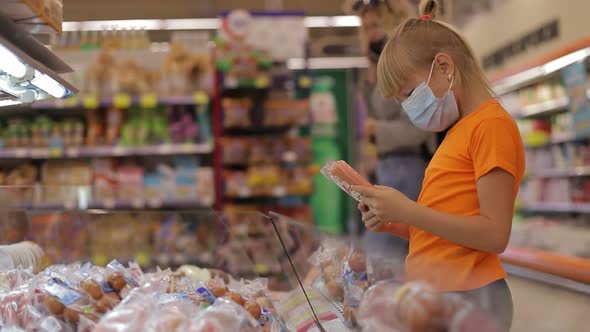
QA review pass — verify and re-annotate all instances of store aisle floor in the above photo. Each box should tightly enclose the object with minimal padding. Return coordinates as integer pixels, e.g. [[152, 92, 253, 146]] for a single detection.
[[508, 276, 590, 332]]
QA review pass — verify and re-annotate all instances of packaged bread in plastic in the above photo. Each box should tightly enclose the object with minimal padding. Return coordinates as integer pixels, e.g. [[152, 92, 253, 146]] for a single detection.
[[358, 280, 504, 332], [320, 160, 371, 201]]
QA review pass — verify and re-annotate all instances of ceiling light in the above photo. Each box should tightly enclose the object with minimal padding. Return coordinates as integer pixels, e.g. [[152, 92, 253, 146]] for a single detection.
[[61, 15, 361, 32], [0, 99, 21, 107], [287, 57, 368, 70], [0, 44, 27, 78], [31, 71, 67, 98]]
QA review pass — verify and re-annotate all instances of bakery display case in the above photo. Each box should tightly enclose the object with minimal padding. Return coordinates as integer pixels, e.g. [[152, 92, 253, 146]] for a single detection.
[[0, 186, 508, 332]]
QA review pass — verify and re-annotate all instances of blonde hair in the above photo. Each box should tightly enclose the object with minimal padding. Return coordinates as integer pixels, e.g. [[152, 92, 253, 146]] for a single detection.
[[377, 0, 491, 98]]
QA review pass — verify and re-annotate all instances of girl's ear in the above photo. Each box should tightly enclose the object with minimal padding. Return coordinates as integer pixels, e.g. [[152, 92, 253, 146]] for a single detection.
[[434, 53, 455, 82]]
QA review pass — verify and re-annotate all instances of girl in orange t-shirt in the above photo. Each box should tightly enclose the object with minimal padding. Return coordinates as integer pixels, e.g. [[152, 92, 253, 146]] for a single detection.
[[353, 0, 524, 329]]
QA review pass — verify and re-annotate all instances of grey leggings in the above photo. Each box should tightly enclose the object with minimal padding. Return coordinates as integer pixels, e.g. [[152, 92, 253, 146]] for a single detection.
[[450, 279, 513, 331]]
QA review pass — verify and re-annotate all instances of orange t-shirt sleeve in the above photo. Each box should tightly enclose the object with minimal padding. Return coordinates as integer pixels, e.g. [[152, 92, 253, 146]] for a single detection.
[[469, 117, 521, 181]]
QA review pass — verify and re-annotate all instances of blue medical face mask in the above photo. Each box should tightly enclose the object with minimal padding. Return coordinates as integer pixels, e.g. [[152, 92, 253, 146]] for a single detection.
[[401, 59, 459, 132]]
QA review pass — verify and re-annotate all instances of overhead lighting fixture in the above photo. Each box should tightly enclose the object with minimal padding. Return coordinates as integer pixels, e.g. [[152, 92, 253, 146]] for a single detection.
[[61, 15, 361, 32], [0, 99, 21, 107], [31, 70, 67, 98], [287, 57, 368, 70], [493, 46, 590, 95], [0, 12, 77, 107], [0, 44, 28, 78]]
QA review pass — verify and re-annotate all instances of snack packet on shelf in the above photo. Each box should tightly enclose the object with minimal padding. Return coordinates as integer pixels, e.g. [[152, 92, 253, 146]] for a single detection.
[[320, 160, 371, 201]]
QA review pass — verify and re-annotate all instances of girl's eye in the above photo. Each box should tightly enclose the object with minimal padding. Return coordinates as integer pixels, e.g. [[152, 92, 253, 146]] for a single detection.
[[406, 89, 415, 98]]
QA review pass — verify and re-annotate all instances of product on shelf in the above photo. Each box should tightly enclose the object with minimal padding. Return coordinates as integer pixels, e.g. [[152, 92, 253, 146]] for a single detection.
[[263, 100, 310, 127], [222, 137, 312, 165], [4, 0, 63, 33], [81, 44, 212, 97], [222, 98, 252, 128], [224, 166, 313, 198]]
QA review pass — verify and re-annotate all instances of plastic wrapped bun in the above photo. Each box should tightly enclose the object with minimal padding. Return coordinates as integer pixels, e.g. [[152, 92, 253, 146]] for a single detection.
[[179, 298, 261, 332]]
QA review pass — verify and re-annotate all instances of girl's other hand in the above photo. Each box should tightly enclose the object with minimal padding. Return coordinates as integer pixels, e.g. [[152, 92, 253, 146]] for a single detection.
[[353, 185, 414, 223], [358, 201, 382, 230]]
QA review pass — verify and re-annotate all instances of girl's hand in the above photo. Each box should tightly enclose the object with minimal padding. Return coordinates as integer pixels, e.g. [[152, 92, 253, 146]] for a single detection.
[[353, 185, 414, 223], [358, 201, 383, 230]]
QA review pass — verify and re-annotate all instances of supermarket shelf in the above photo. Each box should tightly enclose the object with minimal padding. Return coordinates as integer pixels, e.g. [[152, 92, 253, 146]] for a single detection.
[[501, 246, 590, 285], [516, 97, 570, 118], [30, 95, 206, 109], [504, 264, 590, 295], [531, 166, 590, 178], [20, 199, 213, 211], [518, 202, 590, 213], [0, 143, 213, 159]]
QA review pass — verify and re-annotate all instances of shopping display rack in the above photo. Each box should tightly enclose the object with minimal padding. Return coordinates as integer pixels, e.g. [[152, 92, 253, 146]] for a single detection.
[[491, 37, 590, 289]]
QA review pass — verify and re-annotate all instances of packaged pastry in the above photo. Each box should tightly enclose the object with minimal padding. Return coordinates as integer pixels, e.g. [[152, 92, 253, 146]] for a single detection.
[[320, 160, 371, 201]]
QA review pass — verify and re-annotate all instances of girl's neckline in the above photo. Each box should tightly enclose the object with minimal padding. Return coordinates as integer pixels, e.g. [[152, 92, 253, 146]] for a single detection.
[[448, 99, 499, 133]]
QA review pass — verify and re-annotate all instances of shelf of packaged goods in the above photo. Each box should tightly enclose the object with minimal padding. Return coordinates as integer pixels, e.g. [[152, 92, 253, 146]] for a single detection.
[[0, 143, 213, 159], [519, 202, 590, 214], [30, 95, 208, 110], [529, 166, 590, 178], [501, 246, 590, 285], [514, 97, 570, 119]]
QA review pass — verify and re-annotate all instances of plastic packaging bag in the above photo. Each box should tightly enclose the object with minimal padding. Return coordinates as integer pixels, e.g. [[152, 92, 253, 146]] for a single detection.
[[320, 160, 371, 201], [309, 242, 346, 302], [341, 245, 368, 327], [358, 280, 504, 332], [179, 298, 261, 332]]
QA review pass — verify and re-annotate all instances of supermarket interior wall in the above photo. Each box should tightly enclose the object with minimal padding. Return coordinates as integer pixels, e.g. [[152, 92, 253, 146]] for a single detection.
[[461, 0, 590, 76]]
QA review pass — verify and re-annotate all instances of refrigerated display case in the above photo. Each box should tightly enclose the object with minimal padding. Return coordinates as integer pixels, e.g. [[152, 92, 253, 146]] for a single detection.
[[0, 186, 509, 332]]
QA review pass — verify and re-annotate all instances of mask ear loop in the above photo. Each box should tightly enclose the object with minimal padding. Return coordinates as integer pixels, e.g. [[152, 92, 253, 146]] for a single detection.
[[426, 59, 437, 86], [447, 74, 455, 93]]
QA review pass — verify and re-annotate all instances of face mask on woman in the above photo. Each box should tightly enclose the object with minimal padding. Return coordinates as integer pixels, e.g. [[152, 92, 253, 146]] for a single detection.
[[401, 58, 459, 132]]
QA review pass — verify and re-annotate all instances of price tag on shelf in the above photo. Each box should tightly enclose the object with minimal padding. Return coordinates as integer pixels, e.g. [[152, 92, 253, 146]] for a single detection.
[[140, 93, 158, 108], [272, 186, 287, 197], [113, 146, 128, 156], [113, 93, 132, 109], [83, 95, 99, 109], [192, 91, 209, 105], [254, 264, 270, 275], [67, 147, 80, 157], [92, 254, 108, 267], [14, 149, 27, 158], [132, 198, 144, 208], [298, 75, 312, 88], [103, 199, 115, 209], [134, 251, 150, 267], [255, 76, 270, 88], [49, 147, 62, 157], [238, 187, 252, 198], [157, 144, 173, 154], [182, 143, 194, 153], [65, 96, 79, 108]]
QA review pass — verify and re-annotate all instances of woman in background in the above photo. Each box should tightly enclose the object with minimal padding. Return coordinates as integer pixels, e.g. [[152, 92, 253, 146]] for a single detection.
[[352, 0, 436, 263]]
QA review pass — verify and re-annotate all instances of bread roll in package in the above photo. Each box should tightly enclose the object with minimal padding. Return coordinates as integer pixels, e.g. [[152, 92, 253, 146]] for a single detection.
[[320, 160, 371, 201]]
